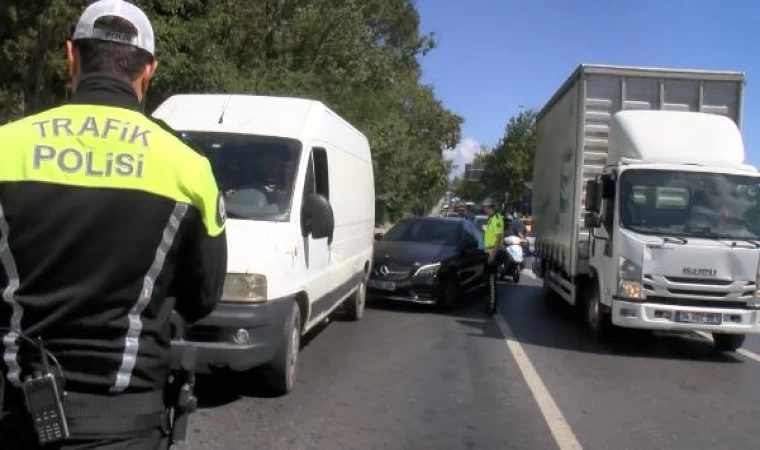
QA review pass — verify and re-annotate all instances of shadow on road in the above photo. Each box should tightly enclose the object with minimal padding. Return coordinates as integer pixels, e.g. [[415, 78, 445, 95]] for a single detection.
[[194, 310, 345, 408], [458, 278, 744, 364]]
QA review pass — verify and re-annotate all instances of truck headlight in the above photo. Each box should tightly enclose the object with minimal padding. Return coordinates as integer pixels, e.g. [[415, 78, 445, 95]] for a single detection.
[[618, 256, 643, 299], [752, 264, 760, 308], [223, 274, 267, 302], [413, 263, 441, 278]]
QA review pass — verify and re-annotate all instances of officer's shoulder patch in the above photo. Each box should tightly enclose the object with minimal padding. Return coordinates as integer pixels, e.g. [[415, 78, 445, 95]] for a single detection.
[[216, 191, 227, 227]]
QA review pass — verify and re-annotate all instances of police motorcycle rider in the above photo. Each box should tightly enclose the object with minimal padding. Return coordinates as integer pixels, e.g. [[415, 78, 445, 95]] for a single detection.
[[482, 199, 504, 315], [0, 1, 227, 448]]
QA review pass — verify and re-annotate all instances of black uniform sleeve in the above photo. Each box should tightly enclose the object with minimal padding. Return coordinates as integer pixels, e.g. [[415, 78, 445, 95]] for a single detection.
[[172, 213, 227, 323]]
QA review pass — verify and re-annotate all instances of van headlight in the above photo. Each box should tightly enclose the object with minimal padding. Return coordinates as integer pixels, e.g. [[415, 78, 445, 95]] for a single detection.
[[618, 256, 643, 299], [413, 263, 441, 278], [223, 274, 267, 302]]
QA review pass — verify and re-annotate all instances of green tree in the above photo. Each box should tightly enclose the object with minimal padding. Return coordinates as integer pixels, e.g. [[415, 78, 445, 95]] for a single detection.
[[452, 150, 489, 202], [481, 109, 537, 212]]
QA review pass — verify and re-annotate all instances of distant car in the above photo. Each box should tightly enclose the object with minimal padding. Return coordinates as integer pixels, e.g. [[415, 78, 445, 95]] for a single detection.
[[369, 217, 487, 310]]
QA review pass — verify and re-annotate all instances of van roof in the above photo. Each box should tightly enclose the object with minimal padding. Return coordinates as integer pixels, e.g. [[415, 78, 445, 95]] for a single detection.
[[151, 94, 367, 142]]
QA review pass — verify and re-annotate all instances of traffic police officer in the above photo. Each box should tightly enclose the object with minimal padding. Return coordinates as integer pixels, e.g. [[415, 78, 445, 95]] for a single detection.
[[483, 199, 504, 315], [0, 1, 227, 448]]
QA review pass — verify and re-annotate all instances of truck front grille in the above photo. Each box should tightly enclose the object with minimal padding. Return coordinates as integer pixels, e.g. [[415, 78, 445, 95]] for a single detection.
[[643, 274, 754, 304]]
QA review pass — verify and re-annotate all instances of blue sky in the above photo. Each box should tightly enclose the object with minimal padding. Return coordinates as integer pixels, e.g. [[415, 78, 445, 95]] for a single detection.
[[416, 0, 759, 174]]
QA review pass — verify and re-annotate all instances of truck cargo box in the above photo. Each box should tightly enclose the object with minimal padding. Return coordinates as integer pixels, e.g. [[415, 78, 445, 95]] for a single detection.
[[532, 64, 744, 278]]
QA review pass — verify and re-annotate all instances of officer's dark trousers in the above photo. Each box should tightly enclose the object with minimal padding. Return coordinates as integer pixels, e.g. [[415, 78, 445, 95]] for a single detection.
[[486, 256, 498, 313], [0, 410, 168, 450]]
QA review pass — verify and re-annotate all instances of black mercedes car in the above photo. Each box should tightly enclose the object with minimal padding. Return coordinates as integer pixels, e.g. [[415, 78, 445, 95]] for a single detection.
[[368, 217, 487, 310]]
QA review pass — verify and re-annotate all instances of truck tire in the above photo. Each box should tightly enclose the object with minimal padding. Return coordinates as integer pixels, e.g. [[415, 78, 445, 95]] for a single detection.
[[344, 277, 367, 321], [712, 333, 746, 352], [585, 282, 610, 341], [265, 304, 301, 396]]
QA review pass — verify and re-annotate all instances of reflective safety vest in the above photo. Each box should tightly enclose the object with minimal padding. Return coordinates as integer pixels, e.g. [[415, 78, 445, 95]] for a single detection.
[[0, 103, 226, 395], [484, 213, 504, 250]]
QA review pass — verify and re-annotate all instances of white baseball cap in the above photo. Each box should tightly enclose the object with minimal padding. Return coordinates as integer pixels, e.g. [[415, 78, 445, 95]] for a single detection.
[[72, 0, 155, 55]]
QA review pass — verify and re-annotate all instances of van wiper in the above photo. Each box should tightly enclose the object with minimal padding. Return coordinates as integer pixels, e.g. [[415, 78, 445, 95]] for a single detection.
[[663, 236, 687, 245]]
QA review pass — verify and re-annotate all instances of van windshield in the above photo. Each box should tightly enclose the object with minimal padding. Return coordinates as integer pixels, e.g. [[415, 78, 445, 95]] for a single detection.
[[179, 132, 302, 221], [620, 169, 760, 240]]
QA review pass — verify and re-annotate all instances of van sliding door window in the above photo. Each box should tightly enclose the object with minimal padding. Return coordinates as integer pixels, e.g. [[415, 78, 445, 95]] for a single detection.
[[312, 147, 330, 199]]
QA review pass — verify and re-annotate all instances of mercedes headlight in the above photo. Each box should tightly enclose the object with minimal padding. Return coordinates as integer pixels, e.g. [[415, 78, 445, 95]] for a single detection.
[[413, 263, 441, 278], [618, 256, 642, 299], [223, 274, 267, 302]]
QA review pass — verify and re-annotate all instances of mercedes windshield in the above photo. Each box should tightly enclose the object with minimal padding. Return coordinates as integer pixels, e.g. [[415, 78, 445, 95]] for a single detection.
[[619, 169, 760, 241], [180, 132, 302, 221]]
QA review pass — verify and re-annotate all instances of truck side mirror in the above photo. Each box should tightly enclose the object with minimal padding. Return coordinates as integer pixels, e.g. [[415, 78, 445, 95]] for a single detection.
[[584, 212, 601, 229], [601, 175, 615, 200], [374, 232, 384, 241], [302, 193, 335, 244], [584, 179, 600, 213]]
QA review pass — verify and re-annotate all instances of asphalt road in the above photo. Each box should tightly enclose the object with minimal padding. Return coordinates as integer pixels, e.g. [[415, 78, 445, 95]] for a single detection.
[[188, 266, 760, 450]]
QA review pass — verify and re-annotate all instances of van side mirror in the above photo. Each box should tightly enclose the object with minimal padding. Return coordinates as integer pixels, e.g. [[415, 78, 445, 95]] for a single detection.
[[302, 193, 335, 244], [584, 179, 600, 213]]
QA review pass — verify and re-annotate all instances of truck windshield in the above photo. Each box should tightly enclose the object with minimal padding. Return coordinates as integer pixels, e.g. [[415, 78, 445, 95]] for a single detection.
[[619, 169, 760, 240], [179, 132, 302, 221]]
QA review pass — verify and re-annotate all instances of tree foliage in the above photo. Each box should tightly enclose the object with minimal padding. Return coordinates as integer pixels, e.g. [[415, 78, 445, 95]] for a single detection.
[[0, 0, 462, 222], [480, 109, 537, 211], [451, 150, 488, 202]]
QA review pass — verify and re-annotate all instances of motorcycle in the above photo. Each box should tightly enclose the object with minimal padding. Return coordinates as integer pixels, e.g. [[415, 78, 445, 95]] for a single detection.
[[498, 236, 525, 283]]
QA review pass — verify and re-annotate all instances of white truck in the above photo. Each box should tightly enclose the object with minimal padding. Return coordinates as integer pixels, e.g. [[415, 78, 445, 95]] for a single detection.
[[532, 64, 760, 351]]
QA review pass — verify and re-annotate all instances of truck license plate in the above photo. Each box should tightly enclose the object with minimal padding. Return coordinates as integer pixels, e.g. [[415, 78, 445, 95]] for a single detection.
[[368, 280, 396, 291], [674, 311, 722, 325]]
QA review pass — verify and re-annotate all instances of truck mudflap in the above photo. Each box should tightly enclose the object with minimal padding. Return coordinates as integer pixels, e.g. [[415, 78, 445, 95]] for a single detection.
[[612, 300, 760, 333]]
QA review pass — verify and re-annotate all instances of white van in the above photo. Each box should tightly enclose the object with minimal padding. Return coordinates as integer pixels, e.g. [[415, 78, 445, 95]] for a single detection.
[[153, 95, 375, 395]]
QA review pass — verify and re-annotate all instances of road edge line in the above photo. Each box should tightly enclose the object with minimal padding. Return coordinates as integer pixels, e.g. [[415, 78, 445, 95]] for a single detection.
[[493, 312, 583, 450], [693, 331, 760, 363]]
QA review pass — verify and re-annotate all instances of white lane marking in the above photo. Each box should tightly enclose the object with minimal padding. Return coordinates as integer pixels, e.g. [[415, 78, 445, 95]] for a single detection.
[[694, 331, 760, 363], [493, 312, 583, 450]]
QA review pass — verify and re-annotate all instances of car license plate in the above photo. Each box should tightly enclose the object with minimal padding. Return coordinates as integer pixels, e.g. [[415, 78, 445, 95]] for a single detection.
[[368, 280, 396, 291], [674, 311, 722, 325]]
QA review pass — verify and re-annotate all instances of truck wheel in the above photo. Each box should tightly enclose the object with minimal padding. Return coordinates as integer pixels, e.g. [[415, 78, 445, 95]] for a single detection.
[[712, 333, 746, 352], [265, 304, 301, 396], [585, 283, 610, 341], [344, 277, 367, 321]]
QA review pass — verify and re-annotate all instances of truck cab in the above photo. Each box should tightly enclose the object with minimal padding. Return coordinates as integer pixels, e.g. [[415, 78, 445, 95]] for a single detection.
[[584, 110, 760, 350]]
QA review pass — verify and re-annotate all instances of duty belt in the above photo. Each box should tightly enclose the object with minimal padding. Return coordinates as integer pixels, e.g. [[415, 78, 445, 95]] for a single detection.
[[2, 386, 166, 435]]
